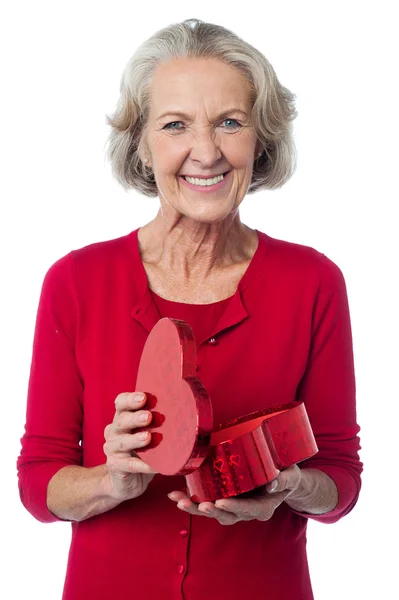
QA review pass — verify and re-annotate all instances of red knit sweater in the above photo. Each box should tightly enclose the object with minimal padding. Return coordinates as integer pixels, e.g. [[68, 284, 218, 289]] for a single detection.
[[17, 229, 362, 600]]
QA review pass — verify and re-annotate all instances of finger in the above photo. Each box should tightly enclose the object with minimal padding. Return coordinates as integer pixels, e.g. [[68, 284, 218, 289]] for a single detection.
[[197, 503, 239, 525], [168, 493, 239, 525], [114, 392, 147, 413], [265, 465, 301, 494], [168, 493, 209, 516], [113, 408, 152, 431], [168, 492, 197, 511], [168, 491, 188, 503], [107, 454, 157, 475], [216, 513, 239, 525], [104, 430, 152, 455], [214, 497, 261, 520], [214, 494, 288, 522], [177, 500, 236, 525]]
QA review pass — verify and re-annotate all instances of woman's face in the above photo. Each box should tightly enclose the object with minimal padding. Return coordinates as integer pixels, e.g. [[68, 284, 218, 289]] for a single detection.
[[144, 57, 260, 224]]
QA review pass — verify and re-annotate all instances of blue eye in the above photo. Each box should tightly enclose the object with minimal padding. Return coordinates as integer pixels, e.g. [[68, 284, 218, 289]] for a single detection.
[[164, 121, 183, 130], [222, 118, 241, 129]]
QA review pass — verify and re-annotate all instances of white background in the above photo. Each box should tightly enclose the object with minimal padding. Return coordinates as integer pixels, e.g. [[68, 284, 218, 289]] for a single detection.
[[1, 1, 398, 598]]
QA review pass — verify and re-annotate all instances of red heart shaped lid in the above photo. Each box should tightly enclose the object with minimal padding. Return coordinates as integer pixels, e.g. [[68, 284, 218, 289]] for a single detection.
[[134, 318, 213, 475]]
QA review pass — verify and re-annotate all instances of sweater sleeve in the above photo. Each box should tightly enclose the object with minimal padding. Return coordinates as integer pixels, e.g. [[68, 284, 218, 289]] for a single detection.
[[293, 254, 363, 524], [17, 253, 83, 523]]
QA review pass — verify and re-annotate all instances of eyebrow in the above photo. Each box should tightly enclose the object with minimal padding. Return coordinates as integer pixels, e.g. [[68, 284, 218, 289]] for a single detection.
[[156, 108, 249, 122]]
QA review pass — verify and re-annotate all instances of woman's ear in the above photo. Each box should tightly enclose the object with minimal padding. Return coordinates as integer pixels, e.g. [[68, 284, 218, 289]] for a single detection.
[[138, 135, 152, 168], [254, 141, 263, 159]]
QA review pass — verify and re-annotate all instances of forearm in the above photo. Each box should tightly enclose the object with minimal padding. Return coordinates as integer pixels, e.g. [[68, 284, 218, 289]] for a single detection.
[[47, 464, 122, 522], [285, 468, 338, 515]]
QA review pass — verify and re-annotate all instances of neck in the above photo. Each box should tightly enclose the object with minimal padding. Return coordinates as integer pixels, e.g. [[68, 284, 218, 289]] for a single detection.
[[138, 208, 256, 284]]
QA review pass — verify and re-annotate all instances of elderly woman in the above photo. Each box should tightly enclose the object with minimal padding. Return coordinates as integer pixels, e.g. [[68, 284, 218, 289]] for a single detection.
[[17, 18, 362, 600]]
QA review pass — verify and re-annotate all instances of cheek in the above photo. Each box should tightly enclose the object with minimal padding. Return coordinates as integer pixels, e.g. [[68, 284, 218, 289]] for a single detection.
[[152, 137, 187, 176], [223, 137, 257, 170]]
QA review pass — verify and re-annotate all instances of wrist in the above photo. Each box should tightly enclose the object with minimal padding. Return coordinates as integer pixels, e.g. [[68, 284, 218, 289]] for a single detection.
[[285, 468, 306, 503], [285, 468, 338, 515], [99, 469, 129, 503]]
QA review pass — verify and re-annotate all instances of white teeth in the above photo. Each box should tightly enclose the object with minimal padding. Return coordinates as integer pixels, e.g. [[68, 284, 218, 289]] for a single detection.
[[184, 174, 224, 186]]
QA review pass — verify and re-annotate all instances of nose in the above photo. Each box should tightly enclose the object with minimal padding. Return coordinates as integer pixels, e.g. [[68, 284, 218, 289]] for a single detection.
[[189, 129, 222, 167]]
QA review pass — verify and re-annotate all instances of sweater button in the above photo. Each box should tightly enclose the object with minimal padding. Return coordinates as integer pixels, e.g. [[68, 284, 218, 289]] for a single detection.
[[178, 564, 185, 574], [208, 337, 217, 345], [180, 528, 188, 537]]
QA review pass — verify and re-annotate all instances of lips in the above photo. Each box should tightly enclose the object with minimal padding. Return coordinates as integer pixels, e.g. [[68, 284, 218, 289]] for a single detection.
[[180, 170, 230, 178]]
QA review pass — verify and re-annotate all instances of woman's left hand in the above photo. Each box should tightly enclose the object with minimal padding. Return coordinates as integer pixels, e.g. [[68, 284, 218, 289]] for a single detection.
[[168, 465, 302, 525]]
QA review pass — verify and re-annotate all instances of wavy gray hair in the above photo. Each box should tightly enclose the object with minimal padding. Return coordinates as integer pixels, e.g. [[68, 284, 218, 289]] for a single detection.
[[106, 19, 297, 196]]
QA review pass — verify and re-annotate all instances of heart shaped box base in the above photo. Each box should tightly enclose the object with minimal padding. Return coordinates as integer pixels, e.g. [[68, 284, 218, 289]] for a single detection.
[[135, 318, 318, 503]]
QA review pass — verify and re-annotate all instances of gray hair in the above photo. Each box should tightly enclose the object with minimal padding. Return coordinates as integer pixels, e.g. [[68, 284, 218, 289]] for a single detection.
[[106, 18, 298, 196]]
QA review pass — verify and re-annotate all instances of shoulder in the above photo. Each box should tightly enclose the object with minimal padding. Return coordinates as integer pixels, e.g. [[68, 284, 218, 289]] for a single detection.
[[69, 230, 133, 268], [42, 230, 136, 294], [257, 230, 347, 291]]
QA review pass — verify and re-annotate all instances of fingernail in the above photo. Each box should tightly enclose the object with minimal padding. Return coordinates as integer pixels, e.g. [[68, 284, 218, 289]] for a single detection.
[[269, 481, 278, 493], [138, 431, 149, 440], [139, 412, 149, 422], [134, 393, 145, 402]]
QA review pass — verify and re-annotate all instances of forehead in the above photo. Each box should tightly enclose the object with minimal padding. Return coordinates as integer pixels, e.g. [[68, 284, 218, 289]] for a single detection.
[[148, 57, 254, 115]]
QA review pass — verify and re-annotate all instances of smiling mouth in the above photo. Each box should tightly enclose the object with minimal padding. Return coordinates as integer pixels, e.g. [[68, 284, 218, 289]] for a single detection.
[[182, 172, 228, 187]]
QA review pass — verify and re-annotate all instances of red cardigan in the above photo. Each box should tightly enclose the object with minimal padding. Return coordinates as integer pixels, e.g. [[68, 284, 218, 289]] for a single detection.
[[17, 229, 362, 600]]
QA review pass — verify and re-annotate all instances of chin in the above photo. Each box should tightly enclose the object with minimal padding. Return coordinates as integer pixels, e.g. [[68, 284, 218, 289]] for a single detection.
[[184, 201, 236, 222], [160, 186, 240, 222]]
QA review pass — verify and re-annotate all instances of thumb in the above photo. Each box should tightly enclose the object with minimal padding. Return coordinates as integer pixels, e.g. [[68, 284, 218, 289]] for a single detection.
[[266, 466, 300, 494], [266, 477, 280, 493]]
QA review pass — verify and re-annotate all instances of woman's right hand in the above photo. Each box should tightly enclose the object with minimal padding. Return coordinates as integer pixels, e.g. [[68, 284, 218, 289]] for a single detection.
[[103, 392, 156, 502]]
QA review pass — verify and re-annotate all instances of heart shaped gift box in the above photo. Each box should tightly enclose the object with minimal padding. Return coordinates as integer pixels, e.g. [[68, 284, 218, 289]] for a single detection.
[[135, 318, 318, 502]]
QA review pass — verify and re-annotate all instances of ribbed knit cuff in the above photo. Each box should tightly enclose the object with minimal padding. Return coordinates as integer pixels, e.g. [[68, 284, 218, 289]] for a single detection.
[[289, 465, 361, 524], [18, 462, 72, 523]]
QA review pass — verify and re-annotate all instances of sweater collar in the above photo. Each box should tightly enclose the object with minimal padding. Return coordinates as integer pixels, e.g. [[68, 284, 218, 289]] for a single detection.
[[129, 228, 269, 337]]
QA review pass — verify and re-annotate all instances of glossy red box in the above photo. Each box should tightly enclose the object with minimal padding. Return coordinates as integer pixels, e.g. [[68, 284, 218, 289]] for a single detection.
[[135, 318, 318, 502]]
